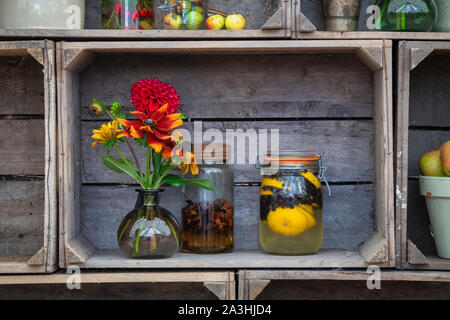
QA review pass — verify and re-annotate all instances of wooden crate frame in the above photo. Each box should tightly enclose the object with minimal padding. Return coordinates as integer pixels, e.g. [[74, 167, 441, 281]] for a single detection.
[[0, 41, 57, 273], [0, 271, 235, 300], [58, 40, 394, 269], [396, 41, 450, 270], [238, 270, 450, 300], [0, 0, 320, 40]]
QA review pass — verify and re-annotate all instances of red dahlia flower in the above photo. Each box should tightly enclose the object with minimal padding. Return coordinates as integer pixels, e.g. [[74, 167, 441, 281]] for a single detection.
[[130, 78, 180, 116]]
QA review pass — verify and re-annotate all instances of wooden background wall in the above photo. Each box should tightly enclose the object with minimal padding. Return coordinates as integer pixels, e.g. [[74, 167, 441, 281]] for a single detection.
[[78, 52, 376, 253], [0, 56, 45, 257]]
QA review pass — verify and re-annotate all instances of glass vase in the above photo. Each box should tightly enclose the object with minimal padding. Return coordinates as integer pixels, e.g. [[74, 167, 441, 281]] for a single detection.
[[375, 0, 437, 31], [102, 0, 155, 30], [117, 189, 181, 259]]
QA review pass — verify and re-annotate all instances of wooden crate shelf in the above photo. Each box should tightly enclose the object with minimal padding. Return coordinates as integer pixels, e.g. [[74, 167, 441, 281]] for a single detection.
[[396, 41, 450, 271], [58, 40, 394, 270], [2, 30, 450, 41], [0, 271, 236, 300], [0, 41, 57, 273], [238, 270, 450, 300]]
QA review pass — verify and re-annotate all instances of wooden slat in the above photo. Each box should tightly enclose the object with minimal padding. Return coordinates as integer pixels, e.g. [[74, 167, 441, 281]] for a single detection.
[[79, 52, 373, 119], [410, 53, 450, 127], [0, 56, 44, 115], [78, 249, 368, 269], [0, 120, 45, 175], [0, 181, 44, 256], [2, 30, 450, 41], [0, 272, 232, 285], [81, 184, 374, 251], [82, 120, 375, 184], [243, 270, 450, 282]]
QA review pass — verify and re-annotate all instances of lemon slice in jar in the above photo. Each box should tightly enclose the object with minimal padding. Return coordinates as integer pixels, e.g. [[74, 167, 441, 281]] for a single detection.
[[267, 207, 308, 236], [260, 177, 290, 196], [301, 172, 321, 189]]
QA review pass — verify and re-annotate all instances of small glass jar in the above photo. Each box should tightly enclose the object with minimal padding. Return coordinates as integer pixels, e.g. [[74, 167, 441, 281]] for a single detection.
[[181, 144, 233, 254], [157, 0, 207, 30], [258, 151, 328, 255], [375, 0, 437, 31], [102, 0, 155, 30]]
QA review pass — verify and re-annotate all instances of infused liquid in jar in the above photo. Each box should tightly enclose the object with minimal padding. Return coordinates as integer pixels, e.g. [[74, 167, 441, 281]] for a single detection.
[[181, 144, 234, 253], [259, 151, 324, 255]]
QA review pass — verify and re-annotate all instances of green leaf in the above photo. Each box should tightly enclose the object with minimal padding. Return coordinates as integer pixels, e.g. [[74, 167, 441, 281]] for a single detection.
[[102, 155, 144, 185], [152, 149, 162, 175], [161, 174, 214, 191], [110, 101, 125, 119]]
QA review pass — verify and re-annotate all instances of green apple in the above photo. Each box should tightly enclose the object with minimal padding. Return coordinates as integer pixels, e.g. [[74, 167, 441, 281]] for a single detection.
[[420, 149, 445, 177], [206, 14, 225, 30], [186, 11, 203, 30], [164, 13, 182, 30]]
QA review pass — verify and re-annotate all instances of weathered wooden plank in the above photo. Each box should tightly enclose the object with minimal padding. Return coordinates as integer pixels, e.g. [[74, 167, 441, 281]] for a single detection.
[[255, 279, 450, 300], [0, 282, 219, 300], [0, 181, 44, 256], [0, 120, 45, 175], [81, 249, 369, 268], [408, 130, 450, 177], [409, 53, 450, 127], [81, 120, 375, 184], [81, 184, 374, 251], [0, 56, 44, 115], [79, 53, 373, 119]]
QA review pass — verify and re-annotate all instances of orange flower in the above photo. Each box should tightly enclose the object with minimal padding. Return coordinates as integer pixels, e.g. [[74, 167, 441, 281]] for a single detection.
[[117, 104, 183, 153], [178, 151, 199, 175], [91, 120, 123, 147], [161, 131, 183, 159]]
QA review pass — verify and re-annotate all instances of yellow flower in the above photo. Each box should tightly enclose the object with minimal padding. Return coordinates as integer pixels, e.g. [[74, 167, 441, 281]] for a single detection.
[[91, 120, 123, 147], [178, 151, 199, 175]]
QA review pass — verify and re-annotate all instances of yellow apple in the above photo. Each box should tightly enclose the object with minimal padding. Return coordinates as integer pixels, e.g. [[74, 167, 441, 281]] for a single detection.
[[225, 13, 245, 30]]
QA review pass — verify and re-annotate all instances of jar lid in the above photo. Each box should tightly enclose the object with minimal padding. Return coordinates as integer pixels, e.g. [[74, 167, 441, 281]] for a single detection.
[[260, 151, 321, 169]]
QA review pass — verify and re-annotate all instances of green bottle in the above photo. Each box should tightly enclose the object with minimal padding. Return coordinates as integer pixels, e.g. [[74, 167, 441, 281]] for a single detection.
[[375, 0, 437, 31]]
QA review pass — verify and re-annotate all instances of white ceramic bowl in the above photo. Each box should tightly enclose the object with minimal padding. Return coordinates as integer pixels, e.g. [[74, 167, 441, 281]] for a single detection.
[[0, 0, 85, 29]]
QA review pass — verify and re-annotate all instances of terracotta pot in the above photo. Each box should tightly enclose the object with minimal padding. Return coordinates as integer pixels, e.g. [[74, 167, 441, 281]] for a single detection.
[[323, 0, 361, 31]]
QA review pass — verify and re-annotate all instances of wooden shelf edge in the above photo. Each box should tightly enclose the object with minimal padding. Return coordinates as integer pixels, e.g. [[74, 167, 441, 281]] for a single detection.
[[0, 271, 234, 285], [2, 29, 450, 41], [241, 269, 450, 282], [70, 249, 391, 269]]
